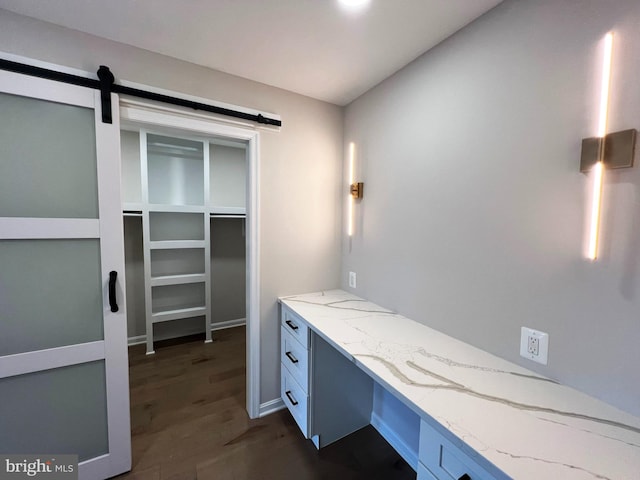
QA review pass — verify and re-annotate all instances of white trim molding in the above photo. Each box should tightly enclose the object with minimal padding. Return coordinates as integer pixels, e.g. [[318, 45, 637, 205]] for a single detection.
[[259, 398, 286, 418], [127, 319, 247, 346], [246, 129, 261, 419], [120, 99, 262, 420]]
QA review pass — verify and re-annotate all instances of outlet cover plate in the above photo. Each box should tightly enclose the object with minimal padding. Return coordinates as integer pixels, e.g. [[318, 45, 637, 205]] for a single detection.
[[520, 327, 549, 365], [348, 271, 357, 289]]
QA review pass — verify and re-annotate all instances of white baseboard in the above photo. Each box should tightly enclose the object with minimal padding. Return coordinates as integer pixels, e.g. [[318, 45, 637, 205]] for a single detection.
[[127, 318, 246, 346], [371, 411, 418, 471], [259, 398, 285, 417], [127, 335, 147, 346]]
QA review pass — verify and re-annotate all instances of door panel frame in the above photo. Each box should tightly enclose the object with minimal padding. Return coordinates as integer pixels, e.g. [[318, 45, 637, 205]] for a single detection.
[[0, 341, 105, 378], [96, 91, 132, 477], [0, 73, 131, 479], [0, 218, 100, 239], [0, 69, 94, 107]]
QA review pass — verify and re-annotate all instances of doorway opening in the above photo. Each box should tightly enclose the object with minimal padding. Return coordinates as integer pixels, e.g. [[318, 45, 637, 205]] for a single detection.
[[118, 99, 261, 421]]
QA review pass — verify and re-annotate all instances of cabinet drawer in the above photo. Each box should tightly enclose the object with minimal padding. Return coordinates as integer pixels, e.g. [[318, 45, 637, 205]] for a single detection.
[[281, 363, 309, 438], [419, 420, 498, 480], [281, 306, 310, 348], [281, 327, 309, 391]]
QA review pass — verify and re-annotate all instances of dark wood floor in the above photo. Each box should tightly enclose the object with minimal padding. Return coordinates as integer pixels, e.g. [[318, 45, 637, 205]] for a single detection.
[[117, 326, 416, 480]]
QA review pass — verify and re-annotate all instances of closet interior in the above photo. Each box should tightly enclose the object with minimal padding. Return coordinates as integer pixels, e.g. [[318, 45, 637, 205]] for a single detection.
[[120, 127, 247, 354]]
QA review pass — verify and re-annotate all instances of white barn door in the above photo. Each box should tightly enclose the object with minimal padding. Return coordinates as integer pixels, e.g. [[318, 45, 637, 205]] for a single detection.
[[0, 70, 131, 479]]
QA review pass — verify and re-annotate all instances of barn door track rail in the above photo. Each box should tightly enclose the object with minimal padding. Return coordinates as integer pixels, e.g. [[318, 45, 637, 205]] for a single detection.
[[0, 58, 282, 127]]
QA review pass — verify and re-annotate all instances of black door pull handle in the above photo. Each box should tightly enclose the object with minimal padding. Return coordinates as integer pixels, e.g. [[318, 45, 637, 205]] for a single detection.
[[285, 351, 299, 364], [458, 474, 471, 480], [285, 390, 298, 406], [109, 271, 119, 313], [285, 320, 299, 331]]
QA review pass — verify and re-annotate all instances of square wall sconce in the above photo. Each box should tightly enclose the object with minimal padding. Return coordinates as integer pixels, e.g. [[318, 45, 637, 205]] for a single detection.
[[580, 129, 637, 173]]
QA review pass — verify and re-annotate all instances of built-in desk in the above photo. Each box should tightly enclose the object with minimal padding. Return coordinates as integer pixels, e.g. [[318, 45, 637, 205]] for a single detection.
[[279, 290, 640, 480]]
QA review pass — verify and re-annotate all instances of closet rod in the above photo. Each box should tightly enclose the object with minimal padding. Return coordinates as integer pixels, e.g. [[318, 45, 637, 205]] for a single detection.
[[0, 59, 282, 127]]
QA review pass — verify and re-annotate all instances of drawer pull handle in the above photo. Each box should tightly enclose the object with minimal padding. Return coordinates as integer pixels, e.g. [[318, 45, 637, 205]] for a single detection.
[[458, 475, 471, 480], [285, 390, 299, 406], [285, 351, 299, 363], [285, 320, 299, 331]]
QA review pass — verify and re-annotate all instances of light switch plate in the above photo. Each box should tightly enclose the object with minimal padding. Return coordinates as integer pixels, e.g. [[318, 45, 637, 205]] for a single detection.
[[348, 271, 357, 289], [520, 327, 549, 365]]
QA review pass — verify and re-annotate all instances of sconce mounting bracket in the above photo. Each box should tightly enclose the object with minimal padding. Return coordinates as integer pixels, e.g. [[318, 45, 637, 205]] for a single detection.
[[350, 182, 364, 199]]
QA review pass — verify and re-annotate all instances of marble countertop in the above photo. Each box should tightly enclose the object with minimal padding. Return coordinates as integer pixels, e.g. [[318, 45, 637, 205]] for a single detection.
[[279, 290, 640, 480]]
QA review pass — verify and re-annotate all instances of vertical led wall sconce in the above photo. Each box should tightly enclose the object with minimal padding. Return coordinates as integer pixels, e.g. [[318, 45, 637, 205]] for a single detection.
[[580, 32, 637, 260], [348, 142, 363, 237]]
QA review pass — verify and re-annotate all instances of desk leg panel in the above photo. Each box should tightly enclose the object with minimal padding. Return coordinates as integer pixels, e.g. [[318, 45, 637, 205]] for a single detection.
[[310, 333, 374, 449]]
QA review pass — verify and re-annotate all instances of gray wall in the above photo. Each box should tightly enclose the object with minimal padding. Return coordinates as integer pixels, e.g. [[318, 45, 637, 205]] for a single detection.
[[0, 9, 343, 405], [211, 218, 247, 324], [123, 216, 144, 339], [343, 0, 640, 416]]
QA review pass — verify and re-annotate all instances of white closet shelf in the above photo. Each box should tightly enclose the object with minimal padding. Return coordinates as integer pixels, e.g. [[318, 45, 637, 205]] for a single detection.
[[151, 306, 207, 323], [149, 240, 206, 250], [123, 211, 143, 217], [210, 206, 246, 215], [150, 273, 206, 287], [148, 204, 206, 213], [123, 202, 144, 211]]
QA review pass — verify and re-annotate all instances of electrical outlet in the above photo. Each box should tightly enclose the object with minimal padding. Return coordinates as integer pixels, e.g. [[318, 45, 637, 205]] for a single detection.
[[348, 271, 357, 289], [520, 327, 549, 365]]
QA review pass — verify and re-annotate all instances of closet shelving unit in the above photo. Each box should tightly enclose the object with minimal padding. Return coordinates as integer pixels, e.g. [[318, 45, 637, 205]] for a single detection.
[[123, 129, 247, 354]]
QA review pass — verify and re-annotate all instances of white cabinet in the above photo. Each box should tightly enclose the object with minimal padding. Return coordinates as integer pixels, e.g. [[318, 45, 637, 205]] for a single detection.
[[280, 305, 374, 449], [281, 327, 310, 390], [121, 129, 247, 353], [280, 364, 310, 437], [280, 307, 311, 436], [418, 420, 498, 480], [281, 307, 310, 347], [279, 300, 505, 480]]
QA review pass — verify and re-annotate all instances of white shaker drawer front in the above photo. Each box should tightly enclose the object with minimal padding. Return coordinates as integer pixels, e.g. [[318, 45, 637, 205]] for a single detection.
[[281, 306, 310, 348], [281, 363, 310, 438], [419, 420, 498, 480], [281, 327, 309, 391]]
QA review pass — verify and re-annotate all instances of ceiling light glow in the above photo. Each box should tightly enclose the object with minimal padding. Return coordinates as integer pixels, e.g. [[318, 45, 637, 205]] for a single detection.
[[338, 0, 371, 10]]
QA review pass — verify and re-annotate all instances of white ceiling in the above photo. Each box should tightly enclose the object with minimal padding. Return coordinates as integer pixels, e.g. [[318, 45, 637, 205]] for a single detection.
[[0, 0, 502, 105]]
